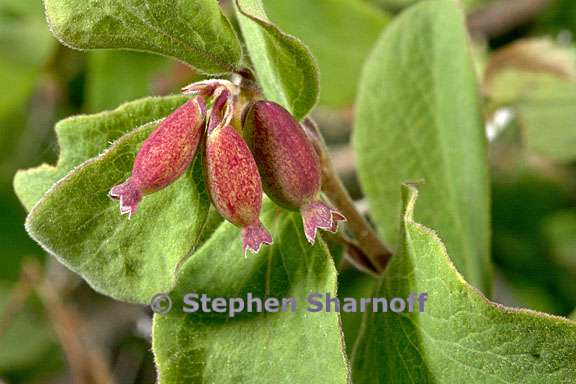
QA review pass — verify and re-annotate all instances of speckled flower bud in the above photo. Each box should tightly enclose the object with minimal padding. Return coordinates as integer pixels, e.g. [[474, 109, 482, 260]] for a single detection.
[[109, 97, 205, 218], [243, 101, 345, 243], [204, 100, 272, 254]]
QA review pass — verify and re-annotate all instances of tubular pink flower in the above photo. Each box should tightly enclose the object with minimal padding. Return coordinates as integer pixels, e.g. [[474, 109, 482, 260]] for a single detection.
[[301, 201, 347, 244], [109, 97, 205, 218], [243, 101, 346, 243], [204, 121, 272, 255]]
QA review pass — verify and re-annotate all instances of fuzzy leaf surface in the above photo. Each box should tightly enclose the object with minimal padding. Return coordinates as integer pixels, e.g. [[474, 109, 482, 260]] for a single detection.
[[352, 183, 576, 383], [14, 96, 187, 210], [235, 0, 320, 119], [353, 0, 491, 291], [19, 97, 211, 303], [44, 0, 241, 73], [153, 205, 349, 383]]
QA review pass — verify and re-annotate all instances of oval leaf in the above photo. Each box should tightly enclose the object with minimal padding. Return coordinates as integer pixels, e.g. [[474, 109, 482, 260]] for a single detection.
[[352, 183, 576, 383], [44, 0, 242, 74], [353, 0, 491, 292], [14, 96, 188, 210], [24, 121, 211, 303], [234, 0, 320, 119], [152, 203, 350, 383]]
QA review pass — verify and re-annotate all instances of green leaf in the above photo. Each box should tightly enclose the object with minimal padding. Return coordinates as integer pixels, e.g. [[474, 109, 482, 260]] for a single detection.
[[234, 0, 320, 119], [352, 183, 576, 383], [152, 204, 349, 383], [21, 108, 211, 304], [353, 0, 491, 292], [338, 269, 376, 357], [43, 0, 241, 74], [14, 96, 188, 210], [86, 50, 170, 112], [262, 0, 387, 107]]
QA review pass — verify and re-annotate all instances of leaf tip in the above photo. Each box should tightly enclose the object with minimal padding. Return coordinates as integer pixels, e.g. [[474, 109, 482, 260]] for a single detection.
[[400, 181, 425, 223]]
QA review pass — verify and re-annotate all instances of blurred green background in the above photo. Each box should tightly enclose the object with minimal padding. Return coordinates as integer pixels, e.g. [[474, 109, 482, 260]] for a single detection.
[[0, 0, 575, 382]]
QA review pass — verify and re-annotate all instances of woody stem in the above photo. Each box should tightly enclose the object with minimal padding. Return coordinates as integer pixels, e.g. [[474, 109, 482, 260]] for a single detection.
[[303, 118, 392, 274]]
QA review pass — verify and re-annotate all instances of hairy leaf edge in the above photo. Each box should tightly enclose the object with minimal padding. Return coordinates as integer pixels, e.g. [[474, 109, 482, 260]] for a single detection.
[[351, 182, 576, 365], [23, 121, 193, 303], [42, 0, 242, 74], [234, 0, 320, 119]]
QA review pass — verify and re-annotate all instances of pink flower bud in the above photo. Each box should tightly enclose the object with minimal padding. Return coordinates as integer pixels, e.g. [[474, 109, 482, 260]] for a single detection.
[[243, 101, 345, 243], [109, 97, 205, 218], [204, 121, 272, 255]]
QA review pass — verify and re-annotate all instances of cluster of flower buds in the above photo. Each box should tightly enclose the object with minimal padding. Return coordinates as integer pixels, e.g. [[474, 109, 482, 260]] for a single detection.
[[109, 79, 345, 255]]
